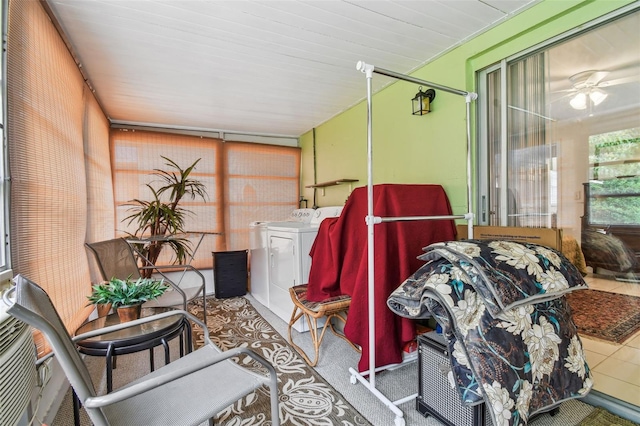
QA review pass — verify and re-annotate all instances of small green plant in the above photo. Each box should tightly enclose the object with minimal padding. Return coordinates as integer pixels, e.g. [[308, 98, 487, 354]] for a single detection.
[[87, 276, 169, 308]]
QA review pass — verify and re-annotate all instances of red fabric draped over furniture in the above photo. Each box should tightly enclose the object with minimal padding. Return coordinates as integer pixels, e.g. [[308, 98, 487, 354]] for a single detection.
[[306, 184, 457, 371]]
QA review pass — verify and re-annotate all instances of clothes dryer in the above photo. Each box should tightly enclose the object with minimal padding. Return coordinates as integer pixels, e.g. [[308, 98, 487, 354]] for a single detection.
[[249, 209, 315, 308], [267, 207, 344, 331]]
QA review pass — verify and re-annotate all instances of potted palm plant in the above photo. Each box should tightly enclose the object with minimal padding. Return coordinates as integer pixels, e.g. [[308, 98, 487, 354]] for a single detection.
[[123, 156, 208, 277], [87, 276, 169, 322]]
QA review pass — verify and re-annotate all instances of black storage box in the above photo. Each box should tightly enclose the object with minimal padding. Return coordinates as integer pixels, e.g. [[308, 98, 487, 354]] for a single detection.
[[212, 250, 248, 298], [417, 332, 493, 426]]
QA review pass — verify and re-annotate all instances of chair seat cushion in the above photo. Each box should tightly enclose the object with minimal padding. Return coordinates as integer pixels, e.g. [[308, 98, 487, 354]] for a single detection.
[[143, 286, 202, 308], [102, 345, 266, 425], [290, 284, 351, 313]]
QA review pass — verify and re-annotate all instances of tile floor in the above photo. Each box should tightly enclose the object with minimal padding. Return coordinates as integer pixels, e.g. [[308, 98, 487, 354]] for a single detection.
[[580, 274, 640, 407]]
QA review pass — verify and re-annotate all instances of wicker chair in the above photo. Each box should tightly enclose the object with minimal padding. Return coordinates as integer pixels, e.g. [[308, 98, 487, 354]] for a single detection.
[[5, 274, 280, 426], [288, 284, 360, 367]]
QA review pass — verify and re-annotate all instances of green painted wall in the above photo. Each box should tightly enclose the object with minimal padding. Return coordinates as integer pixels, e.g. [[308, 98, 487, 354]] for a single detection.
[[300, 0, 637, 215]]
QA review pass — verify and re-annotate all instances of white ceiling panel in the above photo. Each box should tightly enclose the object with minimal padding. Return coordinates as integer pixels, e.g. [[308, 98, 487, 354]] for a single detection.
[[45, 0, 539, 137]]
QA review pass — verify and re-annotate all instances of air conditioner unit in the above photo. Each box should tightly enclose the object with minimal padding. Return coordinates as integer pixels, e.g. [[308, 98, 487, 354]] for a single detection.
[[0, 292, 37, 426]]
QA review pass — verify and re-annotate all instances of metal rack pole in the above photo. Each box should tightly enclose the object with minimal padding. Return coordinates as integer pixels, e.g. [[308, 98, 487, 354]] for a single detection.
[[349, 61, 476, 426]]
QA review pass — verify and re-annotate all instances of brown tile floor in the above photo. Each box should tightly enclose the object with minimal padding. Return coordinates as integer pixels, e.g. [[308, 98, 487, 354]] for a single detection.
[[581, 275, 640, 407]]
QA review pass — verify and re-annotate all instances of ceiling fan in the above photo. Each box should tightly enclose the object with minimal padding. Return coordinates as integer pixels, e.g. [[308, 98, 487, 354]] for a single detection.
[[559, 69, 639, 110], [509, 67, 639, 121], [564, 70, 610, 110]]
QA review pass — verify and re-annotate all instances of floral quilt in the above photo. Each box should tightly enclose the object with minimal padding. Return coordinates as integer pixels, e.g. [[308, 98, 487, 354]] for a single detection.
[[387, 239, 593, 426]]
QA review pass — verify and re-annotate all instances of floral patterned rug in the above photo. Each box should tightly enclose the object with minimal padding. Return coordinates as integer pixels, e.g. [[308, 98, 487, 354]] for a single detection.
[[188, 296, 370, 426], [567, 289, 640, 343]]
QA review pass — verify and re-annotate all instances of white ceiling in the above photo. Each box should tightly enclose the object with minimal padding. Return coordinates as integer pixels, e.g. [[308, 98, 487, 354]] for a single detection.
[[44, 0, 539, 138]]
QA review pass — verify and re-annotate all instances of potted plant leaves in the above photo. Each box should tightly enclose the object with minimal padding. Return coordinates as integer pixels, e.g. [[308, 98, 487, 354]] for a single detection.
[[123, 156, 208, 278], [87, 276, 169, 322]]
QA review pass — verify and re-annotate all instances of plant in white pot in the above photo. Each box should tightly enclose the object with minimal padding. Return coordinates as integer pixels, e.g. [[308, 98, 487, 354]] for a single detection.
[[87, 276, 169, 322]]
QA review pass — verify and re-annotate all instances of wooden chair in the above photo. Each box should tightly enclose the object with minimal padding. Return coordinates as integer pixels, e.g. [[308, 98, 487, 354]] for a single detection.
[[287, 284, 360, 367]]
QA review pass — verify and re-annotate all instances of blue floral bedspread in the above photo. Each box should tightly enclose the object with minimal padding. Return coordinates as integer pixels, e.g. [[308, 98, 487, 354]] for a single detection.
[[387, 239, 593, 426]]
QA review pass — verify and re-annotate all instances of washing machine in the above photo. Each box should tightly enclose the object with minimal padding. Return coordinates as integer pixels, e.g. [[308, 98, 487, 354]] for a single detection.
[[267, 206, 344, 332], [249, 209, 316, 308]]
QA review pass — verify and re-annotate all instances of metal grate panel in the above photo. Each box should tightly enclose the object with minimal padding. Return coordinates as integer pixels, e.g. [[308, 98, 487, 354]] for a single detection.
[[417, 332, 492, 426], [0, 318, 37, 426], [0, 316, 27, 356]]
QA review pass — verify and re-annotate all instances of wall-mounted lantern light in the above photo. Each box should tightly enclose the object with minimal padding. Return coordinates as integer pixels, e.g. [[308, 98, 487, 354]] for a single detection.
[[412, 86, 436, 115]]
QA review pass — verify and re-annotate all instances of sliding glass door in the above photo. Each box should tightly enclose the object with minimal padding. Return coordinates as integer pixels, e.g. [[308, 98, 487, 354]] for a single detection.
[[480, 54, 556, 228], [476, 7, 640, 406], [477, 8, 640, 266]]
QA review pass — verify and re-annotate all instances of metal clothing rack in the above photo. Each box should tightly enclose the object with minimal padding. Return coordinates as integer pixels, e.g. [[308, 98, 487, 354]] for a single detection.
[[349, 61, 477, 426]]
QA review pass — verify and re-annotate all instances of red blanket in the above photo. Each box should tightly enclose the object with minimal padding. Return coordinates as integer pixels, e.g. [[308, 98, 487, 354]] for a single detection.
[[306, 184, 457, 371]]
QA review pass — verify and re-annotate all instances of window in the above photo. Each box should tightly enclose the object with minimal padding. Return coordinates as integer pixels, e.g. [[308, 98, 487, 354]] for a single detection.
[[479, 53, 558, 228], [223, 141, 301, 250], [477, 8, 640, 237], [0, 0, 8, 276], [111, 130, 224, 270], [111, 130, 301, 269], [6, 0, 97, 352], [587, 128, 640, 226]]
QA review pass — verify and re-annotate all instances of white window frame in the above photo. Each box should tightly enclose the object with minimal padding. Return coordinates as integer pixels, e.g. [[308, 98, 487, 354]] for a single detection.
[[476, 3, 640, 228], [0, 0, 10, 278]]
